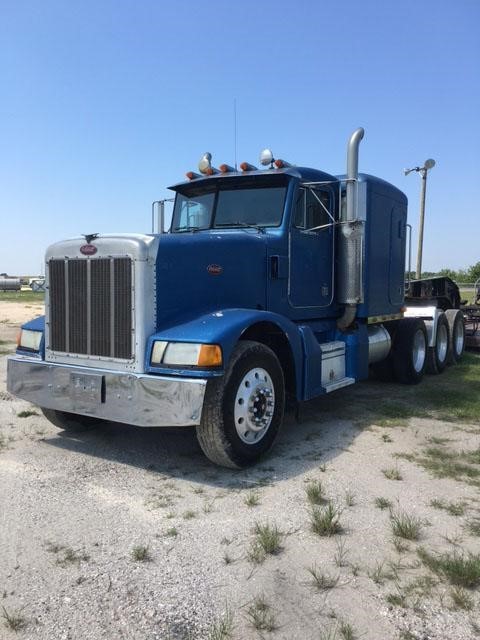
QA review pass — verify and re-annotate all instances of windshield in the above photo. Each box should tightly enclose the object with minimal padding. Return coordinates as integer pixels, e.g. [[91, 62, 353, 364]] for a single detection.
[[171, 186, 286, 232]]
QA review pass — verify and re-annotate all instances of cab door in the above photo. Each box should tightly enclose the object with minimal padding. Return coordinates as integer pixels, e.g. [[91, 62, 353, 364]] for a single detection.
[[288, 186, 335, 311]]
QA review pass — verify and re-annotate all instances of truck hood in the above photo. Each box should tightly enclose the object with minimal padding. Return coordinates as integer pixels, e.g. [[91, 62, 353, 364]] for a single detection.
[[155, 231, 267, 327]]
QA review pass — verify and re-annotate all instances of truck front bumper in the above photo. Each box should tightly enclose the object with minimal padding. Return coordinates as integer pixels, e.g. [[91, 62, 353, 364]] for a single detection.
[[7, 357, 207, 427]]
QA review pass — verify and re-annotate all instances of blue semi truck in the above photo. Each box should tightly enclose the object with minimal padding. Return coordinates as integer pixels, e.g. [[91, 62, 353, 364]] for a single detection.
[[7, 129, 465, 468]]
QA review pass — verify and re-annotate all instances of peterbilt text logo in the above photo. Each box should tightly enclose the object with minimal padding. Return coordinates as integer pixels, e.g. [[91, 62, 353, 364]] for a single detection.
[[207, 264, 223, 275], [80, 244, 98, 256]]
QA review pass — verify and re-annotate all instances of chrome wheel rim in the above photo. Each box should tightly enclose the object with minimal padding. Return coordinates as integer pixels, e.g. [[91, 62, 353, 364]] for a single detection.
[[436, 323, 448, 363], [454, 320, 465, 356], [413, 330, 426, 372], [234, 367, 275, 444]]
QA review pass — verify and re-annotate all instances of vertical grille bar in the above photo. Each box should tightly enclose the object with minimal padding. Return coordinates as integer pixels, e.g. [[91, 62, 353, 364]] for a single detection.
[[91, 259, 111, 357], [114, 258, 132, 359], [49, 260, 66, 351], [110, 259, 115, 358], [68, 260, 88, 354]]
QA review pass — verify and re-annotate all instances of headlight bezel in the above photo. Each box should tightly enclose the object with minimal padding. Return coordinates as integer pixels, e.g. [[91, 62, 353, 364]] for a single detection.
[[150, 340, 222, 368], [18, 329, 43, 352]]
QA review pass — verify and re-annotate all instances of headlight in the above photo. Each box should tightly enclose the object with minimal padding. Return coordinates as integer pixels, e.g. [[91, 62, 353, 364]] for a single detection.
[[151, 341, 222, 367], [18, 329, 42, 351]]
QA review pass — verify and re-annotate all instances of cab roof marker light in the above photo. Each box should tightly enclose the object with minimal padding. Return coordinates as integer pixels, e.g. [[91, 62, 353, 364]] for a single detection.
[[240, 162, 258, 172], [198, 152, 213, 175], [274, 159, 292, 169], [186, 171, 201, 180], [259, 148, 274, 167], [219, 164, 235, 173]]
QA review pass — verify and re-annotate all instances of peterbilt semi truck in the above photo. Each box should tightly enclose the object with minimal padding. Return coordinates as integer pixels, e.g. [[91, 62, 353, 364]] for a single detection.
[[7, 129, 465, 468]]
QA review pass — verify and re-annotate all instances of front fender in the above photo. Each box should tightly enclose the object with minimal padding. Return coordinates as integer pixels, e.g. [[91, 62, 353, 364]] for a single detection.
[[145, 309, 303, 386]]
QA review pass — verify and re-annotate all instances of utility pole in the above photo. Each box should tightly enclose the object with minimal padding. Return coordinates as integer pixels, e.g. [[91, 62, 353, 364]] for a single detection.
[[404, 159, 435, 279]]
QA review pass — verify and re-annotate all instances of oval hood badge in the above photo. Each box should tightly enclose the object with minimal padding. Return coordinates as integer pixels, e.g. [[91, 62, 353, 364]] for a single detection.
[[207, 264, 223, 275], [80, 244, 98, 256]]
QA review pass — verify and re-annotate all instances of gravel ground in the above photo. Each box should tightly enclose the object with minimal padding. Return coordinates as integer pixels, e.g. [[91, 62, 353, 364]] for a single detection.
[[1, 302, 479, 640]]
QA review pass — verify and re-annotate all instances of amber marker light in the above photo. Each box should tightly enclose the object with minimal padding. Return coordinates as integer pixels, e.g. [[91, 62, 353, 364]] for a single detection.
[[16, 329, 22, 347], [197, 344, 222, 367], [219, 164, 235, 173], [186, 171, 200, 180], [240, 162, 257, 172], [274, 159, 291, 169]]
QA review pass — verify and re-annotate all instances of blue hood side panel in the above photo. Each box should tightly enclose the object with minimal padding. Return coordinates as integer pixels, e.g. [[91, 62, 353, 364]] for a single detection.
[[155, 232, 267, 327]]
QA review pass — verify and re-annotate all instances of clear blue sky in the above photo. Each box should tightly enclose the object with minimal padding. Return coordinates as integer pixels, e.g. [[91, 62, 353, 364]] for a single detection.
[[1, 0, 479, 276]]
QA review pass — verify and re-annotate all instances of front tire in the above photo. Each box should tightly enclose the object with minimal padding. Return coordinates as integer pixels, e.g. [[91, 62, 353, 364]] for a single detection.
[[41, 408, 104, 432], [196, 340, 285, 468]]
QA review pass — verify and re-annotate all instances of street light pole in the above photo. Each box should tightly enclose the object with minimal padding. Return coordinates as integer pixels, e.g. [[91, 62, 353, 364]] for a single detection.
[[404, 159, 436, 279]]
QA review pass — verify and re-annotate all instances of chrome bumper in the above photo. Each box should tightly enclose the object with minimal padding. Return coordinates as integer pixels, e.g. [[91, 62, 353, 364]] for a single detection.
[[7, 357, 207, 427]]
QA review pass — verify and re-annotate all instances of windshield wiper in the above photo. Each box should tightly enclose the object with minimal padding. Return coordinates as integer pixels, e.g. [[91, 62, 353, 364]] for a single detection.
[[215, 222, 265, 233], [172, 226, 203, 233]]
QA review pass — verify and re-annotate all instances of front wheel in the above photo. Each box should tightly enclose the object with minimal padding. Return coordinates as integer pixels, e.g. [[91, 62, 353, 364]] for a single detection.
[[41, 408, 104, 432], [196, 341, 285, 468]]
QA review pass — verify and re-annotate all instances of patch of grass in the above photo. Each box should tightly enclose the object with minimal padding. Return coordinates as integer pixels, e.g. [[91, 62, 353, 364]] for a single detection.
[[390, 511, 422, 540], [368, 561, 396, 585], [418, 547, 480, 588], [1, 606, 27, 631], [399, 631, 416, 640], [305, 480, 324, 505], [0, 290, 44, 303], [386, 592, 407, 608], [165, 527, 178, 538], [426, 436, 451, 445], [392, 537, 410, 553], [465, 517, 480, 537], [307, 565, 339, 590], [334, 539, 349, 567], [450, 586, 473, 610], [310, 502, 342, 537], [46, 542, 89, 566], [382, 467, 402, 481], [246, 595, 276, 632], [381, 433, 393, 443], [131, 545, 151, 562], [207, 608, 234, 640], [17, 409, 38, 418], [223, 552, 234, 565], [183, 510, 197, 520], [430, 498, 466, 516], [339, 621, 356, 640], [244, 491, 260, 507], [374, 496, 393, 510], [248, 523, 283, 565], [344, 490, 355, 507], [415, 446, 480, 483], [192, 486, 205, 494], [0, 434, 6, 451]]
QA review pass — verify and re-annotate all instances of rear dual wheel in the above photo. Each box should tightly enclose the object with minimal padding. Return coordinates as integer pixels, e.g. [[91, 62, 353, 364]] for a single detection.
[[392, 318, 428, 384], [445, 309, 465, 364], [426, 312, 450, 374]]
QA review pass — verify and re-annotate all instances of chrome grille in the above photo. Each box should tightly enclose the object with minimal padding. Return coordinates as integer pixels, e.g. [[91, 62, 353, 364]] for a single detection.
[[49, 257, 133, 359]]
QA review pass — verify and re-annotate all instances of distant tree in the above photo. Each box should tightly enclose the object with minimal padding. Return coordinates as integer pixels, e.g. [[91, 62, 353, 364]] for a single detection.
[[467, 261, 480, 282]]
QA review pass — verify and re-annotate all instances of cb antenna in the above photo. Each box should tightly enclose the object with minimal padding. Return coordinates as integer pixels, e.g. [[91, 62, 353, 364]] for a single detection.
[[234, 98, 237, 170]]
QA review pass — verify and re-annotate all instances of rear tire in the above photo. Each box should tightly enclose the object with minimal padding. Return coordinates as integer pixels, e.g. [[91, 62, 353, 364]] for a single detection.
[[196, 341, 285, 469], [392, 318, 427, 384], [445, 309, 465, 364], [426, 312, 450, 374], [41, 408, 104, 432]]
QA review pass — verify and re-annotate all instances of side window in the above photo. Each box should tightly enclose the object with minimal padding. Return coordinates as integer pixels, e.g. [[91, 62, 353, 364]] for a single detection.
[[293, 188, 331, 230]]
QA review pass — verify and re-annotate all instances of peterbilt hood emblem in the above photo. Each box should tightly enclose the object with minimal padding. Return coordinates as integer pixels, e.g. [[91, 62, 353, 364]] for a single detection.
[[207, 264, 223, 275], [80, 244, 98, 255]]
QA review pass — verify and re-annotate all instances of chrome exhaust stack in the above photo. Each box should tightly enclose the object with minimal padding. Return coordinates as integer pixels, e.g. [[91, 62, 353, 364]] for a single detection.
[[337, 127, 365, 331]]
